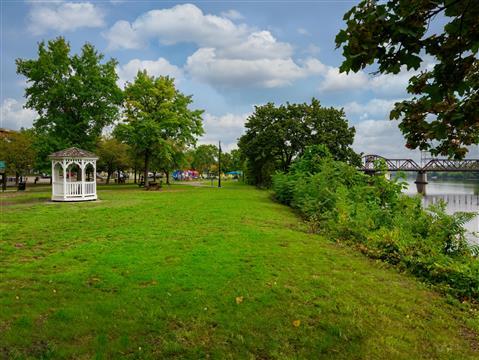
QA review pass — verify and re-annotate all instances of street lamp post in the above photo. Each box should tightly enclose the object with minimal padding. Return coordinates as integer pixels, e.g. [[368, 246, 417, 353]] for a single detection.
[[218, 141, 222, 188]]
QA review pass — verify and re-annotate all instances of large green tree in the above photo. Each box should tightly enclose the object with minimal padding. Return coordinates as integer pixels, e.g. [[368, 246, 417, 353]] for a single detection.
[[0, 130, 37, 186], [96, 137, 131, 184], [16, 37, 123, 161], [229, 149, 243, 172], [238, 98, 359, 187], [336, 0, 479, 158], [191, 144, 218, 175], [114, 71, 204, 183], [151, 141, 188, 184]]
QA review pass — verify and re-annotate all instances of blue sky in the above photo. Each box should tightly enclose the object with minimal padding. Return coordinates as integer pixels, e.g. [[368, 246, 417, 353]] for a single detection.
[[2, 0, 476, 158]]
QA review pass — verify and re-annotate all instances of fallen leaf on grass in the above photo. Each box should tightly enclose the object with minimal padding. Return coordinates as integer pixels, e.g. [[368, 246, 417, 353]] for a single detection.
[[235, 296, 244, 304], [292, 320, 301, 327]]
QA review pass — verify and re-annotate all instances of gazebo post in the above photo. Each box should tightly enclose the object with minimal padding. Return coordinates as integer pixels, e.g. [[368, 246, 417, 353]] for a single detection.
[[62, 160, 67, 201], [51, 161, 55, 195], [81, 159, 85, 200], [93, 162, 97, 198]]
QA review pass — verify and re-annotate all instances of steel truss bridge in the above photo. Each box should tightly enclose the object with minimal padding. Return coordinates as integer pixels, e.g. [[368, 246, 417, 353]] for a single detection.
[[361, 155, 479, 173]]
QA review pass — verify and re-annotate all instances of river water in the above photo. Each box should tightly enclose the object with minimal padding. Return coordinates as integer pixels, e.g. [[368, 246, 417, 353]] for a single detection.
[[403, 179, 478, 244]]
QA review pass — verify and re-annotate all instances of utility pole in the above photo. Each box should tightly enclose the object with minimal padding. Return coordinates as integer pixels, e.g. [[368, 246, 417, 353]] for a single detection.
[[218, 141, 222, 188]]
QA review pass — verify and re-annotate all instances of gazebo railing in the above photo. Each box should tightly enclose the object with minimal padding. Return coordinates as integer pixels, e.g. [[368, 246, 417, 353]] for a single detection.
[[53, 181, 96, 197], [84, 182, 95, 195], [52, 182, 64, 196], [66, 182, 82, 196]]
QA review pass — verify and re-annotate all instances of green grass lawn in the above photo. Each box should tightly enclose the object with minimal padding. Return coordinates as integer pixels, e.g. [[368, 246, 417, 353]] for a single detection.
[[1, 182, 478, 359]]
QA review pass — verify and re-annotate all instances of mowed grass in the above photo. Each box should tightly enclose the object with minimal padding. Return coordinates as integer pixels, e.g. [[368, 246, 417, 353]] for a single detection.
[[1, 183, 478, 359]]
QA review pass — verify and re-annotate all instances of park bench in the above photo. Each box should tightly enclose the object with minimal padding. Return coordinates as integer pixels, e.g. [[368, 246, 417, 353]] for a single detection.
[[145, 181, 161, 191]]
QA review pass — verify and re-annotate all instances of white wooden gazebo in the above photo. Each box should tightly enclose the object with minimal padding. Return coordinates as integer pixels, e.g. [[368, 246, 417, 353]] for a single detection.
[[49, 147, 98, 202]]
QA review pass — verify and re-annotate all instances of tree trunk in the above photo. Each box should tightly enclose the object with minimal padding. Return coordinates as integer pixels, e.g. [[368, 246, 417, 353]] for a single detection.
[[165, 170, 170, 185], [106, 171, 111, 184], [134, 167, 137, 184], [50, 176, 52, 185], [144, 152, 150, 186], [153, 172, 156, 182], [15, 172, 19, 186], [117, 169, 121, 184]]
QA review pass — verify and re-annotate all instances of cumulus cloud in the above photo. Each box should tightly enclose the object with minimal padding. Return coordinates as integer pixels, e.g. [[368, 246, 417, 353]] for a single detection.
[[369, 70, 414, 97], [104, 4, 291, 60], [343, 98, 404, 120], [103, 21, 146, 50], [28, 2, 105, 35], [220, 9, 244, 20], [319, 66, 369, 92], [186, 49, 322, 88], [218, 31, 293, 60], [318, 63, 429, 98], [353, 119, 413, 158], [304, 44, 320, 55], [198, 113, 250, 151], [104, 4, 248, 50], [117, 57, 183, 87], [1, 98, 37, 130], [104, 3, 322, 89], [297, 28, 310, 36]]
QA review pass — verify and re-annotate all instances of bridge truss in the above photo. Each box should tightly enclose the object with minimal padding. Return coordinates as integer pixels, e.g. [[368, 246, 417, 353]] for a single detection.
[[361, 155, 479, 172]]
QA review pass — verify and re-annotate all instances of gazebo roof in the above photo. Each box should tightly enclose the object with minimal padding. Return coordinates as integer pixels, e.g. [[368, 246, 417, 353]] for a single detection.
[[49, 147, 98, 159]]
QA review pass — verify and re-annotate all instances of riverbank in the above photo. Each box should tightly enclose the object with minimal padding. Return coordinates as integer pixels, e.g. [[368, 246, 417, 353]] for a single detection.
[[404, 179, 478, 244], [1, 183, 478, 358]]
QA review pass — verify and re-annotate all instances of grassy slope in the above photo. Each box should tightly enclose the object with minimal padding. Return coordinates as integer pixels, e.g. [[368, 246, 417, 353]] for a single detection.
[[0, 183, 478, 359]]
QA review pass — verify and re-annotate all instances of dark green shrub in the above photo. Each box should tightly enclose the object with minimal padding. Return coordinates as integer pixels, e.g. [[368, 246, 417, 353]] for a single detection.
[[272, 146, 479, 301]]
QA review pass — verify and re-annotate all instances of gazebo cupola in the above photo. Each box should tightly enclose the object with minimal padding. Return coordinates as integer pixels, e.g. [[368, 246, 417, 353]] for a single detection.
[[49, 147, 98, 202]]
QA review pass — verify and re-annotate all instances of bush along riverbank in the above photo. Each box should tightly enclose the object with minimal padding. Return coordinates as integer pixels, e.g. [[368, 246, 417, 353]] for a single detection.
[[272, 145, 479, 301]]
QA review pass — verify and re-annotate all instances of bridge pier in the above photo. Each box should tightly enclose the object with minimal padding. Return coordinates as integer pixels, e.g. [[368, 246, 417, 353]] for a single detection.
[[415, 171, 428, 195]]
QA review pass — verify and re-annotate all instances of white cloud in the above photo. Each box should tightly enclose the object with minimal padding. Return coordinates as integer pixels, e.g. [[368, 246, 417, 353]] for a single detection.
[[318, 63, 429, 97], [104, 21, 146, 50], [297, 28, 310, 36], [28, 2, 105, 35], [353, 119, 413, 158], [369, 70, 413, 97], [319, 66, 369, 92], [343, 98, 403, 120], [198, 112, 250, 151], [186, 49, 322, 88], [103, 3, 319, 89], [104, 4, 248, 50], [117, 57, 183, 87], [220, 9, 244, 20], [218, 31, 293, 60], [304, 44, 320, 55], [1, 98, 37, 130]]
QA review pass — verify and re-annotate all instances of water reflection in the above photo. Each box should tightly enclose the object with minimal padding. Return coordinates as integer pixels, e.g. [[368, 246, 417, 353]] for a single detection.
[[404, 180, 478, 244]]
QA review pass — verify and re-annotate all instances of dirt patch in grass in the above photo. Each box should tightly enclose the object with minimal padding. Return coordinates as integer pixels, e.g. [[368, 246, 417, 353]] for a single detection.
[[461, 326, 479, 351], [1, 197, 50, 207]]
